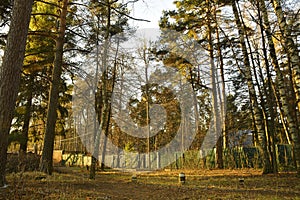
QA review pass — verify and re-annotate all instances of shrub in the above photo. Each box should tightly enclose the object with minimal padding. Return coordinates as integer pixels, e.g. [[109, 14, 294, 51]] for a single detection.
[[6, 153, 40, 173]]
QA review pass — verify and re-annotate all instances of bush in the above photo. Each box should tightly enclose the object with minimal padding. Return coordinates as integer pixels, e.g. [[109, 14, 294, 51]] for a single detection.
[[6, 153, 40, 173]]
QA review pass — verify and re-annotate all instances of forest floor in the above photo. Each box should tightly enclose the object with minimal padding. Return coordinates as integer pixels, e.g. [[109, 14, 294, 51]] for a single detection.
[[0, 167, 300, 200]]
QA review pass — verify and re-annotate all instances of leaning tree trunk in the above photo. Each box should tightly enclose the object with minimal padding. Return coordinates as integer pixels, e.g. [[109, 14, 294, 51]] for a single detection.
[[241, 11, 275, 171], [40, 0, 68, 175], [271, 0, 300, 175], [231, 0, 271, 173], [259, 0, 295, 145], [0, 0, 33, 187], [257, 0, 280, 173], [271, 0, 300, 112], [245, 0, 277, 173]]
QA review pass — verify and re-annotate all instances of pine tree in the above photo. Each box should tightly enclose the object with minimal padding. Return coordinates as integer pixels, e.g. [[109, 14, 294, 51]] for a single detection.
[[0, 0, 33, 187]]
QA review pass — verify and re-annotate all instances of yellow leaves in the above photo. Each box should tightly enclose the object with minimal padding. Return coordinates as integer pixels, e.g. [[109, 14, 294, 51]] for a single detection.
[[162, 52, 193, 79], [29, 0, 58, 31], [187, 29, 199, 40], [175, 1, 182, 9]]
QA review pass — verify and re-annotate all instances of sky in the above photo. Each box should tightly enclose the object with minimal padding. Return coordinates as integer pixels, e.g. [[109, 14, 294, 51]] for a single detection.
[[129, 0, 177, 29]]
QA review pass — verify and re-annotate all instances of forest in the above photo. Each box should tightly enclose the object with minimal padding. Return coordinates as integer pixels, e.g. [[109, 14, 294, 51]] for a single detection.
[[0, 0, 300, 199]]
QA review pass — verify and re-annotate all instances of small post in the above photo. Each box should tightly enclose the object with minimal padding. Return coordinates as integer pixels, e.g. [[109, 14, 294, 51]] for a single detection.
[[132, 174, 137, 183], [179, 172, 185, 184], [238, 177, 245, 186]]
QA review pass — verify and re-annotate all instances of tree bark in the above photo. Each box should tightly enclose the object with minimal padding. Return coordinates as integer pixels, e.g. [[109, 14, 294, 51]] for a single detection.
[[40, 0, 68, 175], [90, 0, 111, 179], [271, 0, 300, 175], [0, 0, 33, 187], [259, 0, 294, 144], [206, 0, 223, 169], [271, 0, 300, 111], [20, 75, 34, 153], [231, 0, 271, 173], [215, 14, 227, 150], [256, 0, 278, 173]]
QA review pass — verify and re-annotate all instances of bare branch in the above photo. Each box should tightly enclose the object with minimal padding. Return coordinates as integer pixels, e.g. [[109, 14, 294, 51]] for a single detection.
[[69, 0, 150, 23], [34, 0, 61, 9], [111, 7, 150, 22], [28, 30, 57, 40], [31, 12, 60, 18]]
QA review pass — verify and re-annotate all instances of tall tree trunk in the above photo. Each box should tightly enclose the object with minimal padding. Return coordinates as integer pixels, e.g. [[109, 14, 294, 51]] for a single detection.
[[238, 4, 268, 155], [206, 0, 223, 169], [256, 1, 278, 173], [0, 0, 33, 187], [90, 14, 102, 179], [271, 0, 300, 111], [271, 0, 300, 174], [239, 1, 276, 172], [89, 23, 101, 180], [272, 83, 291, 144], [100, 90, 113, 171], [139, 44, 151, 169], [20, 75, 34, 153], [40, 0, 68, 175], [259, 0, 294, 145], [231, 0, 271, 173], [100, 41, 118, 171], [90, 60, 110, 179], [215, 18, 227, 150], [90, 0, 111, 179], [251, 47, 273, 172]]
